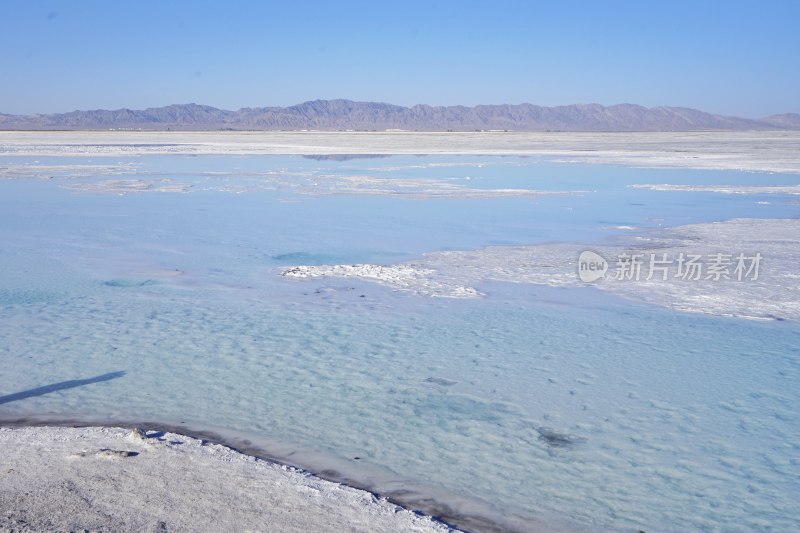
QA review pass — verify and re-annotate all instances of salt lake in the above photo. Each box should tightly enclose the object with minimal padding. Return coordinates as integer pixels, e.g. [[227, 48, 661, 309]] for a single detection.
[[1, 146, 799, 532]]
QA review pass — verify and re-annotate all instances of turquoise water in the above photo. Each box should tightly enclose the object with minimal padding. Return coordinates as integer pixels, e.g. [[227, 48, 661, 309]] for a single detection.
[[1, 155, 799, 532]]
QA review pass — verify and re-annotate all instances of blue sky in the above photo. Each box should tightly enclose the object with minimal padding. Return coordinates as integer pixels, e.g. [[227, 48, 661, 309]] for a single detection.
[[2, 0, 798, 117]]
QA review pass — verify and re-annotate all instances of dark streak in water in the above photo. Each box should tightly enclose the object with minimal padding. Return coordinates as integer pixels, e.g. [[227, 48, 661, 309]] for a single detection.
[[0, 372, 126, 405], [424, 377, 459, 386], [536, 427, 587, 448]]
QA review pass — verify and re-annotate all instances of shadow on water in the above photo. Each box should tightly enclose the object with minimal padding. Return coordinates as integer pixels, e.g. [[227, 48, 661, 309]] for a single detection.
[[0, 371, 126, 405]]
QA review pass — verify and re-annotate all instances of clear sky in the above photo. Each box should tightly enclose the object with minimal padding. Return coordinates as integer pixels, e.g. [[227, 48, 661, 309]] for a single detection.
[[2, 0, 798, 117]]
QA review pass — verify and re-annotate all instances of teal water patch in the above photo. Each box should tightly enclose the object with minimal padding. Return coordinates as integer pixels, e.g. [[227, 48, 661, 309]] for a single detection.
[[272, 251, 371, 265], [0, 289, 64, 306], [103, 279, 159, 288]]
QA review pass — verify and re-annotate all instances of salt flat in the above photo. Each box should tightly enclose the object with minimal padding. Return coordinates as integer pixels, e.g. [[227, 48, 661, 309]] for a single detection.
[[1, 130, 799, 172], [0, 426, 459, 533]]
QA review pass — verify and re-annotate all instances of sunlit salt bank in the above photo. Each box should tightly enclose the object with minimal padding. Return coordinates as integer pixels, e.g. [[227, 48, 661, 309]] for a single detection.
[[0, 426, 457, 533]]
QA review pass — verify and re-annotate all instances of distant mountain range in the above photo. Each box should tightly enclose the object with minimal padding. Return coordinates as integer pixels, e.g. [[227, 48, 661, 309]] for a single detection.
[[1, 100, 799, 131]]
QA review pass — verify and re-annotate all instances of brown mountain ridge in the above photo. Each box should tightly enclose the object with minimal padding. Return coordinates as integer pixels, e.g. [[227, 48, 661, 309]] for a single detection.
[[1, 100, 798, 131]]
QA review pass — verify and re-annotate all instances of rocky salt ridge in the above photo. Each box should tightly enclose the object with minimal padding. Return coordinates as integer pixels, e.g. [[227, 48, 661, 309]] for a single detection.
[[0, 425, 461, 533], [282, 218, 800, 322]]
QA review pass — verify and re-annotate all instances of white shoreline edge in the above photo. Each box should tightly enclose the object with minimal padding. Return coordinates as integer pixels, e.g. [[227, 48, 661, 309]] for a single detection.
[[0, 424, 466, 533]]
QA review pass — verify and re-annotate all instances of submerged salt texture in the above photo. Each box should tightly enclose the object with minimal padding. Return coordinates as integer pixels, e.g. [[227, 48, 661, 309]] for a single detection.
[[1, 146, 799, 532]]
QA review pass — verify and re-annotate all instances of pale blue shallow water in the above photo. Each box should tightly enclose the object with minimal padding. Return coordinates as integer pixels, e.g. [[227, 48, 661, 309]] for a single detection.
[[1, 155, 799, 532]]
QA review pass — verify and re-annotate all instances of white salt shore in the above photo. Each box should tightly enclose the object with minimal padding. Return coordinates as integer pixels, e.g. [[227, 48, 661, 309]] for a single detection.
[[0, 426, 460, 533], [2, 130, 800, 173], [630, 183, 800, 195]]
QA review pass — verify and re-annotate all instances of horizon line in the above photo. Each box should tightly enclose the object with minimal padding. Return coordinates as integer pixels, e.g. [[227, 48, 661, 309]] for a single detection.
[[3, 99, 797, 119]]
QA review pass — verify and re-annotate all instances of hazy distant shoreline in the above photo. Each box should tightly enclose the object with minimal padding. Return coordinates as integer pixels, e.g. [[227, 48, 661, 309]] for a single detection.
[[2, 130, 799, 173]]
